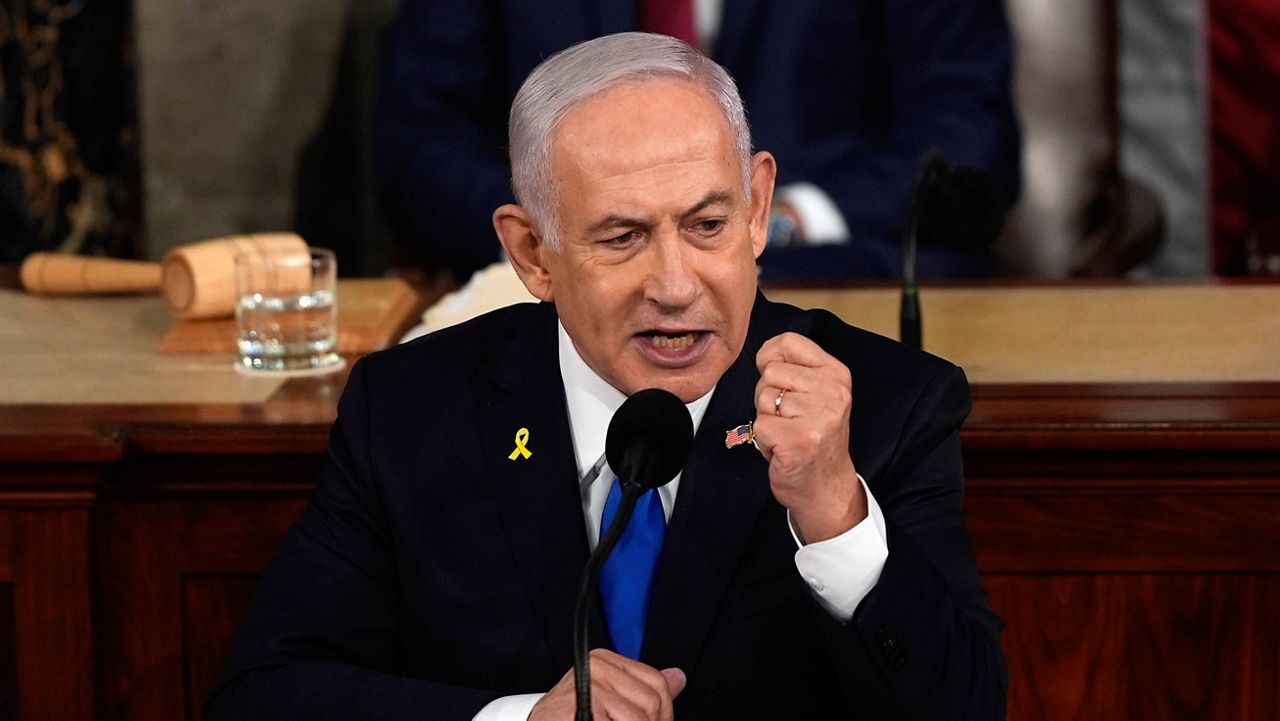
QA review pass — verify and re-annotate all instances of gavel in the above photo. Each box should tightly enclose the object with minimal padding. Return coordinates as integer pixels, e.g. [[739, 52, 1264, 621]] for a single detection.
[[18, 233, 309, 320]]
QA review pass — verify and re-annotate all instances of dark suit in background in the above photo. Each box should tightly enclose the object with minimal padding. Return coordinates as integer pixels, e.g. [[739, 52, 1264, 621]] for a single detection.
[[205, 295, 1005, 720], [375, 0, 1021, 283]]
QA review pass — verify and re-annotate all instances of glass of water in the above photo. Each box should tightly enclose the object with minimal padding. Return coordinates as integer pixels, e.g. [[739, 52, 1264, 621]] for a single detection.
[[234, 246, 344, 375]]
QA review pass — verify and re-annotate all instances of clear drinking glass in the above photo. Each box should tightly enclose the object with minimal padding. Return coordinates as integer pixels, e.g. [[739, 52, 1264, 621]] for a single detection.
[[234, 246, 344, 375]]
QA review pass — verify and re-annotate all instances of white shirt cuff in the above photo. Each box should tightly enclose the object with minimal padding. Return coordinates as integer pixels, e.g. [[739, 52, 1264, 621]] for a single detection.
[[788, 473, 888, 621], [472, 692, 543, 720], [776, 182, 850, 245]]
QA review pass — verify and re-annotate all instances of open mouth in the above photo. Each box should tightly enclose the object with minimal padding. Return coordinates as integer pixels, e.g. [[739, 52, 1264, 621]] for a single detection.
[[634, 329, 710, 366], [648, 331, 700, 350]]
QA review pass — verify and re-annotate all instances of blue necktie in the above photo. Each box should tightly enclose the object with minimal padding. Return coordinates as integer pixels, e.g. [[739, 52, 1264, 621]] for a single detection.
[[598, 477, 667, 659]]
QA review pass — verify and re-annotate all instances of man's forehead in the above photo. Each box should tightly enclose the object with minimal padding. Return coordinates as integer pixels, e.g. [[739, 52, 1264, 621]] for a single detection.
[[547, 78, 740, 210], [551, 78, 732, 162]]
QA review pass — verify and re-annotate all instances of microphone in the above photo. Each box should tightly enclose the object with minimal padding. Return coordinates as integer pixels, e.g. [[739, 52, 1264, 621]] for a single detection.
[[900, 151, 945, 349], [573, 388, 694, 721], [900, 150, 1005, 349]]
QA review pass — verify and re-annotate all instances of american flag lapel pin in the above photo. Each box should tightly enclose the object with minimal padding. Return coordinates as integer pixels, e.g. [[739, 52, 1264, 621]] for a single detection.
[[724, 421, 755, 449]]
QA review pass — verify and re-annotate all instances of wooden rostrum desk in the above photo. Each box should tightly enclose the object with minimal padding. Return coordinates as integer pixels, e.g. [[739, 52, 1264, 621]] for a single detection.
[[1, 283, 1278, 720]]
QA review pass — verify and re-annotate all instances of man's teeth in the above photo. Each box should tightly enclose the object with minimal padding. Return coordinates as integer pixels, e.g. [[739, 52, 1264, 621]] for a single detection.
[[651, 332, 696, 350]]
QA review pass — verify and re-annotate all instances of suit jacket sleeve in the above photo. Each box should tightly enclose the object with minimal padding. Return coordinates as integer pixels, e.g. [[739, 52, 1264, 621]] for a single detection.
[[804, 0, 1020, 249], [375, 0, 514, 277], [203, 359, 502, 721], [812, 361, 1006, 720]]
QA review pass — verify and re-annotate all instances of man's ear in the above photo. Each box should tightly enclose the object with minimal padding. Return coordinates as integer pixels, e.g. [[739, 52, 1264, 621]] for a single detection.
[[493, 203, 554, 301], [747, 151, 777, 259]]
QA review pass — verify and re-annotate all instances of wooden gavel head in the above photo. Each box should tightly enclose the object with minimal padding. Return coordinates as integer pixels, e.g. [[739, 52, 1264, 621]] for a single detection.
[[161, 233, 309, 320], [19, 233, 312, 321]]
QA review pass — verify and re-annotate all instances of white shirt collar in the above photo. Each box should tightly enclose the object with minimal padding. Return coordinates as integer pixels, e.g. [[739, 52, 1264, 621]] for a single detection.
[[558, 321, 714, 544]]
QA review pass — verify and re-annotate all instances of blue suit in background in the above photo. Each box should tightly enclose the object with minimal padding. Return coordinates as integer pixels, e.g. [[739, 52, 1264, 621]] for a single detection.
[[375, 0, 1020, 282]]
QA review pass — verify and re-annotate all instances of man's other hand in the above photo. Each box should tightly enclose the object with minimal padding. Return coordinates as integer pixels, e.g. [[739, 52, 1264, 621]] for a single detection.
[[752, 332, 867, 543], [529, 649, 686, 720]]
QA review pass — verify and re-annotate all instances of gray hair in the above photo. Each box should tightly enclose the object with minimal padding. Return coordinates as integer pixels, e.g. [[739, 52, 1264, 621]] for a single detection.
[[508, 32, 753, 250]]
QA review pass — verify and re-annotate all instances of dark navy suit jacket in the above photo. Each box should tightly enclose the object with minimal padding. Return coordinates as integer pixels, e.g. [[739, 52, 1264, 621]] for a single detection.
[[375, 0, 1020, 281], [205, 294, 1006, 720]]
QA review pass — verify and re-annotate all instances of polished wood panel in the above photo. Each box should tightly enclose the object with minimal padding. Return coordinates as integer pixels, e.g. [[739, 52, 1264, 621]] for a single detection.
[[1, 582, 14, 721], [0, 282, 1278, 720], [1, 507, 15, 721], [98, 498, 307, 721], [183, 576, 258, 721], [10, 510, 93, 721], [957, 378, 1280, 718], [0, 515, 11, 581], [969, 491, 1280, 572], [1, 457, 101, 721], [988, 574, 1280, 721], [0, 380, 1276, 719]]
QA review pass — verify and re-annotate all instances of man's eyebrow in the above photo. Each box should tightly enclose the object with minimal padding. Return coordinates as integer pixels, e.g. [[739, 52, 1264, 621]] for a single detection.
[[584, 191, 736, 234], [683, 191, 735, 217], [587, 214, 647, 234]]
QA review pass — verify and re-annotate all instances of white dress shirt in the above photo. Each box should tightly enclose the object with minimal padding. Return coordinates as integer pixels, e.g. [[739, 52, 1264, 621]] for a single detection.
[[474, 322, 888, 720]]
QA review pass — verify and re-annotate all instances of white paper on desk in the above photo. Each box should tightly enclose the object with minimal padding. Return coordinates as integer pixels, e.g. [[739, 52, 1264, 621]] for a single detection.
[[400, 262, 537, 343]]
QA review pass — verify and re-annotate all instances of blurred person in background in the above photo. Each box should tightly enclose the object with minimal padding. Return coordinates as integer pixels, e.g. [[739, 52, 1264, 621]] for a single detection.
[[375, 0, 1021, 284]]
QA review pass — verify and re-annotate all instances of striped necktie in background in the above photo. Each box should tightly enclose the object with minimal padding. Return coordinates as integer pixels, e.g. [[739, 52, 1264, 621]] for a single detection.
[[641, 0, 699, 49]]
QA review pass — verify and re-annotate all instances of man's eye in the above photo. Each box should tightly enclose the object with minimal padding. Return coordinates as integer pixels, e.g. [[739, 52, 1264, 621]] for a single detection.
[[601, 230, 639, 246], [691, 218, 726, 235]]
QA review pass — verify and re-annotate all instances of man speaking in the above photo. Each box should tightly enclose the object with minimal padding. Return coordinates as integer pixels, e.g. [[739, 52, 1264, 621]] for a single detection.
[[206, 32, 1005, 720]]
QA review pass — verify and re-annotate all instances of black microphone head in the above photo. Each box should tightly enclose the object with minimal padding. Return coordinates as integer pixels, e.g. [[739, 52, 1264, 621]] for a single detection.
[[912, 149, 1006, 253], [605, 388, 694, 492]]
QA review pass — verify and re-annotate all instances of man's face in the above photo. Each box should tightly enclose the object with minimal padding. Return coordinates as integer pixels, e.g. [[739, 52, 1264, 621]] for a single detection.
[[536, 78, 773, 402]]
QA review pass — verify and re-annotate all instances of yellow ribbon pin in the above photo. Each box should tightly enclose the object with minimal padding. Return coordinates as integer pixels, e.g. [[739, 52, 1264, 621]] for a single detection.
[[508, 427, 532, 460]]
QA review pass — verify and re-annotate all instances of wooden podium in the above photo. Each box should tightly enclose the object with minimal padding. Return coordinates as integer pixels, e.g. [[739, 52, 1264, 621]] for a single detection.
[[772, 283, 1280, 721], [0, 281, 1277, 720]]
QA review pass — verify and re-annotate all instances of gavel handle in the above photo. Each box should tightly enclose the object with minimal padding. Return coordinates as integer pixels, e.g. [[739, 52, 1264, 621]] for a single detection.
[[19, 252, 163, 296]]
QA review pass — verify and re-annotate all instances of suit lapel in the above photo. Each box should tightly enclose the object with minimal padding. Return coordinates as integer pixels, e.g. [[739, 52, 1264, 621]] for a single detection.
[[477, 303, 607, 670], [476, 295, 811, 671], [643, 294, 813, 672]]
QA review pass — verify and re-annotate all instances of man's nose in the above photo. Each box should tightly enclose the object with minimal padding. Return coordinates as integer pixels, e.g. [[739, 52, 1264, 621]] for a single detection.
[[644, 231, 699, 310]]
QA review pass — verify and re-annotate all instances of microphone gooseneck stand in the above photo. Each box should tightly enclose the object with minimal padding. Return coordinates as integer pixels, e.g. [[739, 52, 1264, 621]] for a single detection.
[[901, 149, 947, 350], [900, 147, 1006, 350], [900, 213, 922, 350], [572, 389, 693, 721], [574, 444, 668, 721], [573, 479, 642, 721]]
